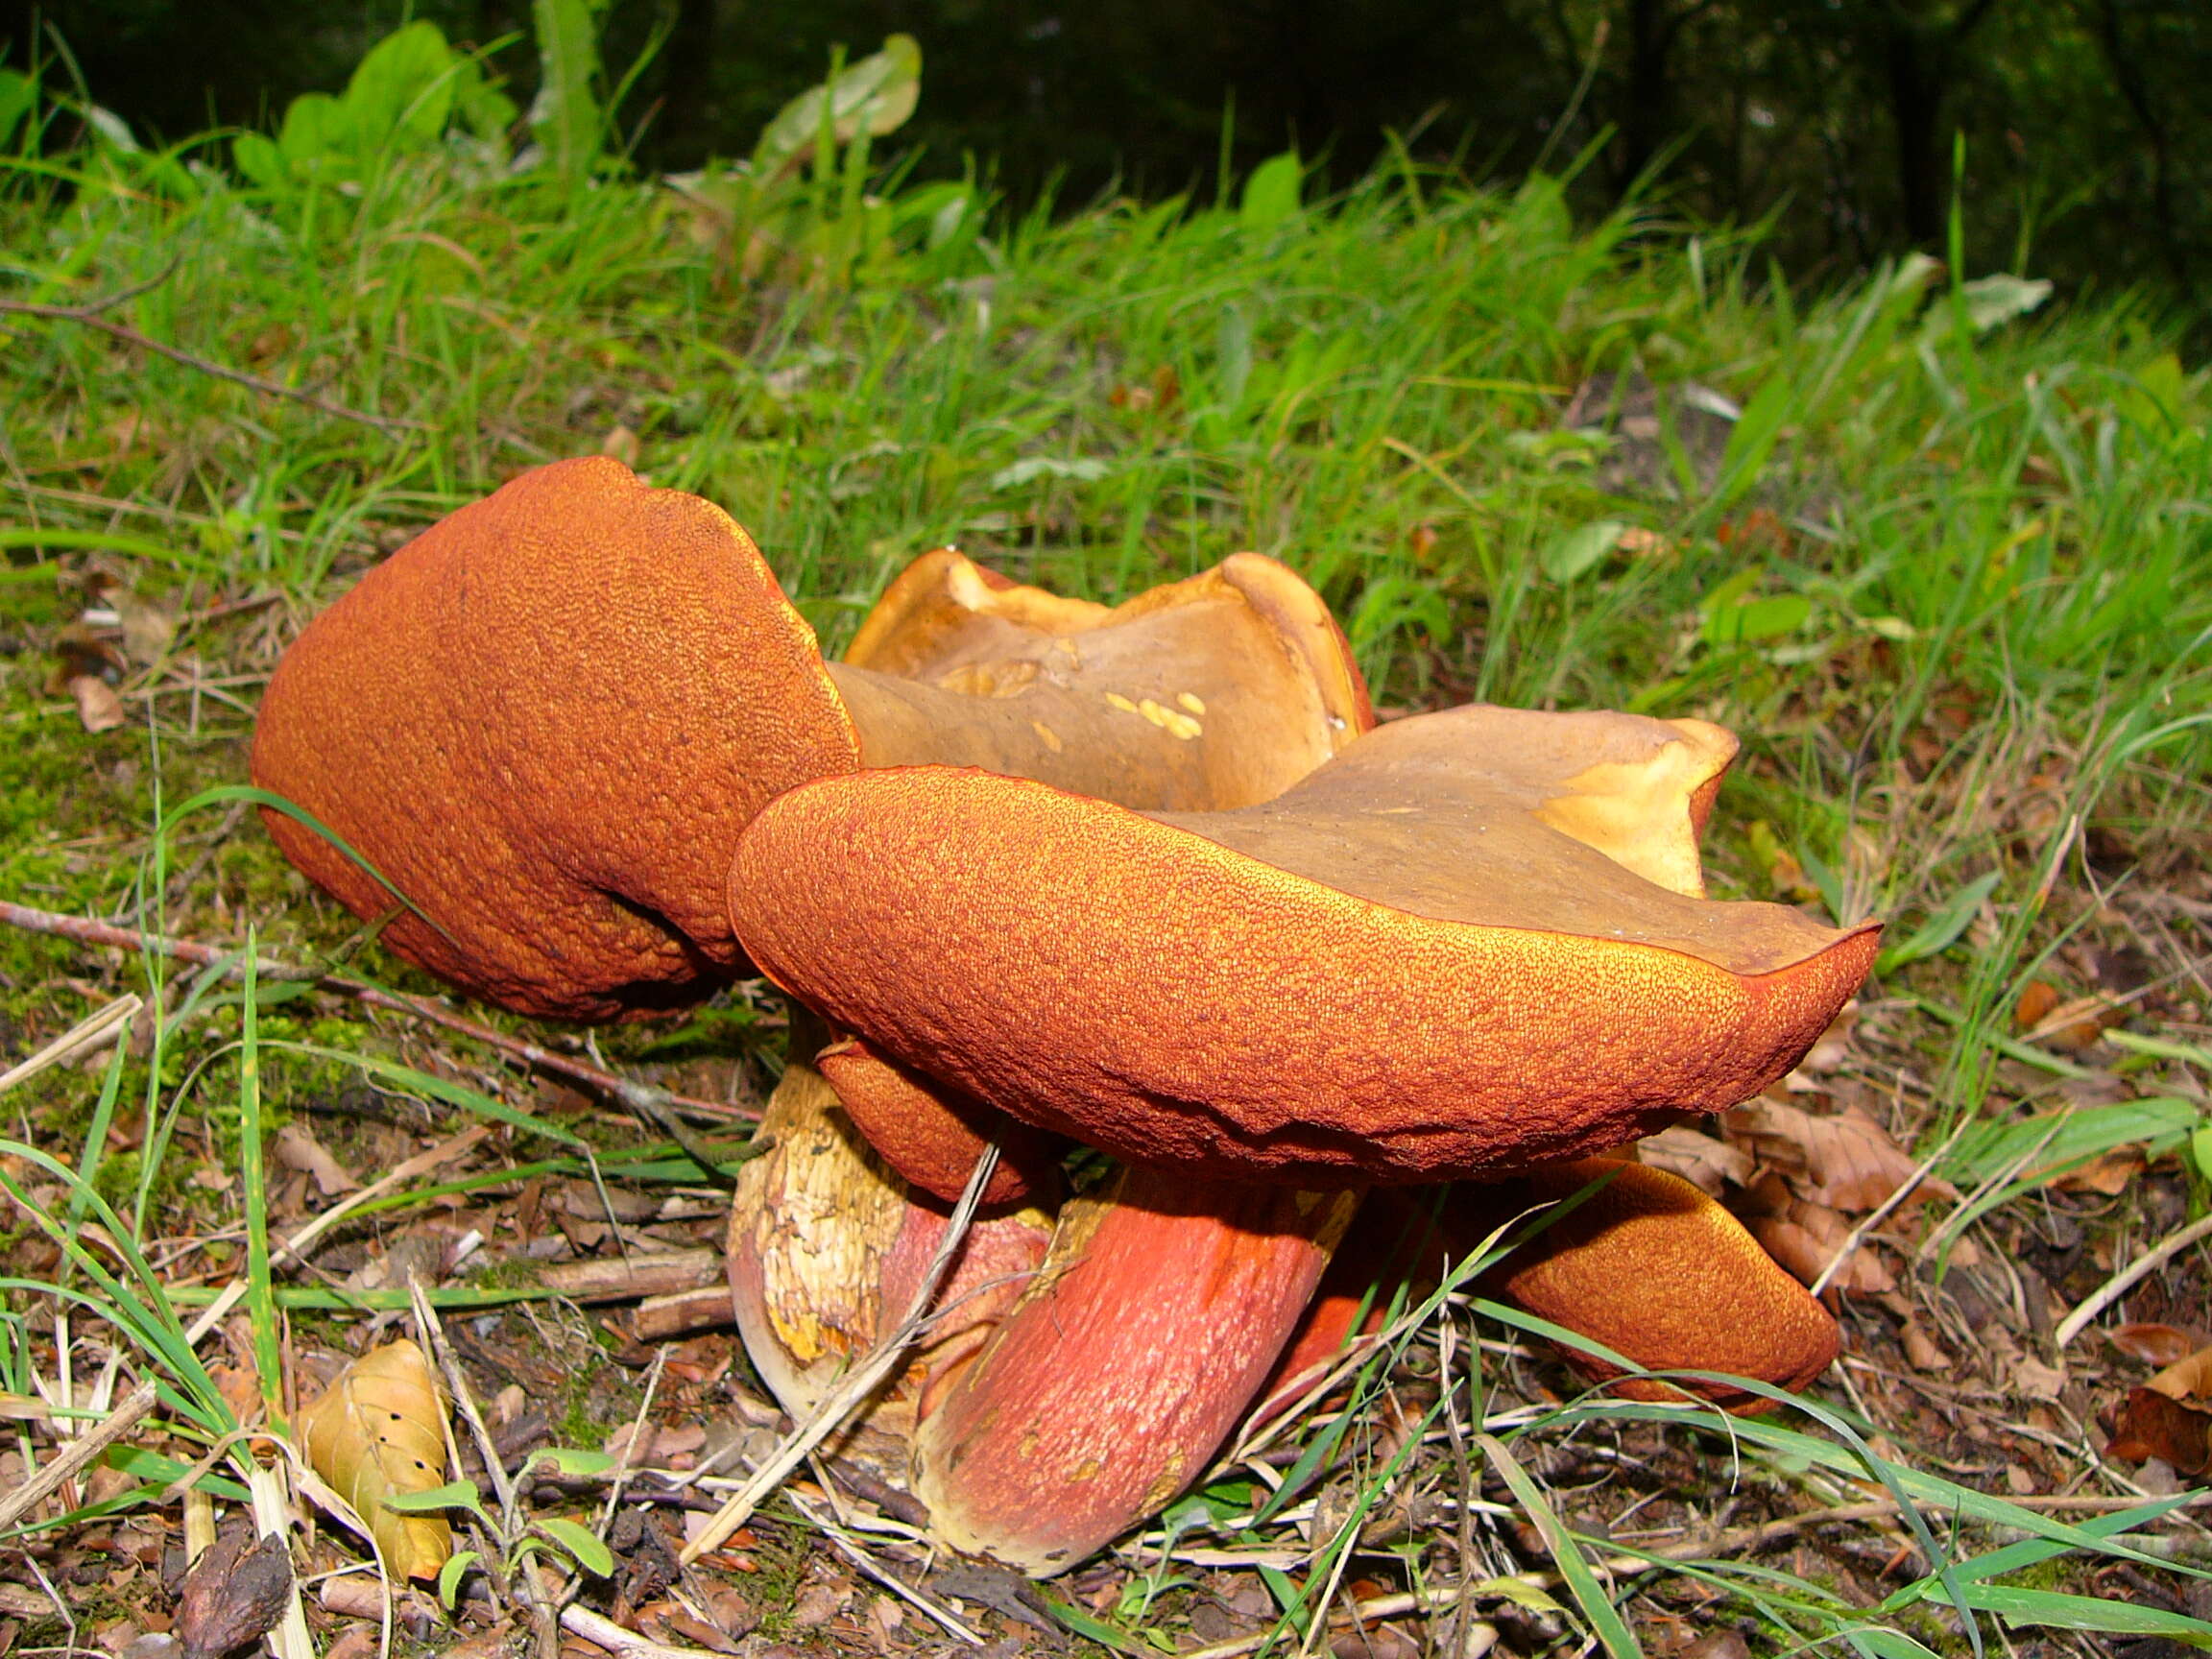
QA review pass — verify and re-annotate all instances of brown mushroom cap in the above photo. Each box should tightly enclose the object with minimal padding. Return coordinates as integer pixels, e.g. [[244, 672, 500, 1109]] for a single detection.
[[253, 462, 1369, 1022], [800, 545, 1376, 1203], [815, 1036, 1061, 1208], [1261, 1159, 1839, 1421], [252, 456, 857, 1020], [728, 704, 1881, 1184], [1468, 1156, 1839, 1407]]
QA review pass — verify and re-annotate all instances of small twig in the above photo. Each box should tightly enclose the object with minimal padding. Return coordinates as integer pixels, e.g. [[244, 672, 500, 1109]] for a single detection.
[[678, 1143, 1002, 1563], [782, 1485, 984, 1646], [601, 1346, 667, 1539], [2055, 1210, 2212, 1349], [0, 901, 755, 1124], [0, 1378, 159, 1532], [558, 1604, 728, 1659], [0, 993, 141, 1094], [0, 280, 423, 434]]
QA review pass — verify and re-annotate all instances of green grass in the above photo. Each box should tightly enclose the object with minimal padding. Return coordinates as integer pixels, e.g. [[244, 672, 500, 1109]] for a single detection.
[[2, 42, 2209, 1659]]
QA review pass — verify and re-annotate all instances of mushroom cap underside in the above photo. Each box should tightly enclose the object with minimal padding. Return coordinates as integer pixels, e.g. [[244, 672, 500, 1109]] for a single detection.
[[829, 549, 1374, 811], [846, 546, 1373, 748], [728, 708, 1880, 1184]]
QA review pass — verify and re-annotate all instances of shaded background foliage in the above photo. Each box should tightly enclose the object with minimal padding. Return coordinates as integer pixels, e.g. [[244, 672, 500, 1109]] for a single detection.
[[1, 0, 2206, 320]]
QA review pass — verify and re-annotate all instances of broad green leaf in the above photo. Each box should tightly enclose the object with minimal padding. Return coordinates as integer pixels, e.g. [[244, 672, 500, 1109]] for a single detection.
[[754, 35, 921, 177], [231, 131, 287, 188], [1241, 151, 1303, 229], [529, 0, 607, 183], [1039, 1593, 1150, 1654], [1541, 519, 1626, 582], [378, 1479, 492, 1527], [1951, 1097, 2200, 1187], [1703, 591, 1811, 645], [1875, 870, 2003, 974], [1849, 1631, 1944, 1659], [1928, 1583, 2212, 1645], [344, 23, 460, 153], [527, 1447, 617, 1477], [1708, 373, 1791, 511], [538, 1517, 614, 1578], [1696, 565, 1764, 613], [437, 1550, 480, 1609]]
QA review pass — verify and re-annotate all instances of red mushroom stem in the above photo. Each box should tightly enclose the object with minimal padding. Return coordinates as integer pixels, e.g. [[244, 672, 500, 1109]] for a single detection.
[[907, 1167, 1358, 1575]]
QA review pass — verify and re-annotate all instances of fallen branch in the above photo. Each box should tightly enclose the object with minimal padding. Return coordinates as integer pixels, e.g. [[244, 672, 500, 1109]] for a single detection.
[[0, 279, 423, 434], [0, 901, 757, 1126]]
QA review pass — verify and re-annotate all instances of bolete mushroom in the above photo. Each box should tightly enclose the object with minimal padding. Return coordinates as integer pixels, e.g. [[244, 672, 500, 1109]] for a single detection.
[[727, 702, 1875, 1574], [252, 456, 1368, 1021], [725, 540, 1376, 1574], [726, 704, 1881, 1185], [726, 1008, 1059, 1479]]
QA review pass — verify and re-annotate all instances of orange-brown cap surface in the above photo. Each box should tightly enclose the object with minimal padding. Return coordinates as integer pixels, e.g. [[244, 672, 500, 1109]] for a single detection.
[[1467, 1157, 1840, 1406], [729, 704, 1881, 1183], [252, 457, 857, 1020], [815, 1036, 1061, 1207]]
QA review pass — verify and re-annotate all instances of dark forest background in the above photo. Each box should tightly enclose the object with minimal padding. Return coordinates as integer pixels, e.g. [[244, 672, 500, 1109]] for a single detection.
[[3, 0, 2207, 316]]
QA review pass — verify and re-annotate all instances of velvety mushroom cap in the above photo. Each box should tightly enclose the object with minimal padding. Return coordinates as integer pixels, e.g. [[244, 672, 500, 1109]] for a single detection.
[[729, 704, 1881, 1184], [800, 546, 1376, 1203], [815, 1036, 1061, 1208], [252, 456, 857, 1020], [1471, 1157, 1839, 1406], [1256, 1156, 1839, 1419]]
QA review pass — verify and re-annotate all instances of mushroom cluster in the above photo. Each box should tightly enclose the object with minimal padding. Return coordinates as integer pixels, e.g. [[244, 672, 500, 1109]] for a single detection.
[[252, 456, 1880, 1577]]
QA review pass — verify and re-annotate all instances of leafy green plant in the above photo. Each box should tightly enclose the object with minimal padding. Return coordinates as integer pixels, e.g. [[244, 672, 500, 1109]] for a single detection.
[[232, 23, 514, 196], [664, 36, 966, 287]]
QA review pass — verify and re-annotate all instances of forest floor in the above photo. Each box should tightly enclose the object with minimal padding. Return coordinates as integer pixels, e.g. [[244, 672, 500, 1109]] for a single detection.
[[2, 65, 2210, 1659]]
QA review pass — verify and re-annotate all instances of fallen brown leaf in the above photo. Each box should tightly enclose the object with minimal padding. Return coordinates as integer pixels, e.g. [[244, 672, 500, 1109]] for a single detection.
[[2104, 1344, 2212, 1476], [1745, 1193, 1894, 1295], [2052, 1146, 2146, 1196], [275, 1123, 360, 1197], [1725, 1100, 1952, 1213], [2015, 979, 2064, 1031], [1900, 1319, 1951, 1372], [71, 674, 126, 733], [1635, 1125, 1752, 1196], [295, 1339, 452, 1581], [2112, 1324, 2209, 1367]]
